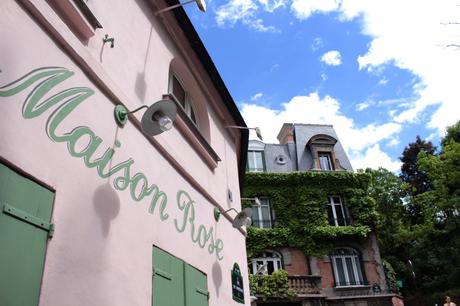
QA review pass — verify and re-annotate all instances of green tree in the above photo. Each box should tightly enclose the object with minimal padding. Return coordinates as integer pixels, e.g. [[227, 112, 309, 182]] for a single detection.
[[365, 168, 410, 290], [403, 121, 460, 304], [400, 136, 436, 224]]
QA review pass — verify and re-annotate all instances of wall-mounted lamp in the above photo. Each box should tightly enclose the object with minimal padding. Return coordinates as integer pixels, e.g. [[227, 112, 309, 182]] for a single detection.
[[114, 99, 177, 136], [154, 0, 206, 15], [214, 207, 253, 229], [225, 126, 263, 141]]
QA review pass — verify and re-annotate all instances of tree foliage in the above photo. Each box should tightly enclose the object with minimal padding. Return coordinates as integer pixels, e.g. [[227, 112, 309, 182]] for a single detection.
[[400, 136, 436, 225], [368, 121, 460, 305]]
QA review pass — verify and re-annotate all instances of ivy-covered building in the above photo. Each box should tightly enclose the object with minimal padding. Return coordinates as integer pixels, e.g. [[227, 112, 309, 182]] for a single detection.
[[245, 123, 403, 306]]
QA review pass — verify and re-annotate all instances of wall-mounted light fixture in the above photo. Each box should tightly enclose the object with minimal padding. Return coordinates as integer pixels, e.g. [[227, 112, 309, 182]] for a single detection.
[[214, 207, 253, 229], [154, 0, 206, 15], [114, 99, 177, 136], [225, 126, 263, 141], [214, 197, 260, 228]]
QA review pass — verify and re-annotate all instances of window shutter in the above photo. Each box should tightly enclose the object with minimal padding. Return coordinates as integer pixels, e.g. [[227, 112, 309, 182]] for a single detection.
[[185, 264, 209, 306], [152, 247, 185, 306], [0, 163, 54, 306]]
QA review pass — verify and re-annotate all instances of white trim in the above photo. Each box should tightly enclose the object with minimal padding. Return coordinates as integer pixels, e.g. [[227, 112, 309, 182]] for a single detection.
[[252, 198, 272, 228], [331, 248, 364, 286], [250, 251, 282, 275], [247, 150, 264, 173], [328, 196, 347, 226]]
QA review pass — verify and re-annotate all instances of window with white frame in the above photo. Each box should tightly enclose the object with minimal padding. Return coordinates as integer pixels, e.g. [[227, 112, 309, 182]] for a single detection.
[[327, 196, 349, 226], [251, 198, 272, 229], [247, 150, 265, 172], [319, 152, 333, 170], [170, 74, 197, 124], [250, 251, 282, 275], [330, 248, 365, 287]]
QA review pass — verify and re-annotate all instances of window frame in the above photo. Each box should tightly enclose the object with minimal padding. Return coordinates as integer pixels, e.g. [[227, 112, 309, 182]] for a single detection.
[[319, 152, 334, 170], [330, 247, 366, 287], [169, 74, 197, 126], [250, 251, 283, 275], [327, 196, 349, 226], [251, 197, 273, 229], [247, 150, 265, 172]]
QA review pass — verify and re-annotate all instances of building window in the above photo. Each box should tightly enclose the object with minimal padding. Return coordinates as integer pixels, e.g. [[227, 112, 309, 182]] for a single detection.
[[319, 152, 333, 170], [250, 251, 282, 275], [251, 198, 273, 228], [327, 196, 349, 226], [330, 248, 365, 287], [247, 150, 265, 172], [170, 74, 197, 124]]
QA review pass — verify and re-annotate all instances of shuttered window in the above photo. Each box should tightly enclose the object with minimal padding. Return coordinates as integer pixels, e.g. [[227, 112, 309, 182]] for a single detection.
[[0, 163, 55, 306], [152, 246, 208, 306]]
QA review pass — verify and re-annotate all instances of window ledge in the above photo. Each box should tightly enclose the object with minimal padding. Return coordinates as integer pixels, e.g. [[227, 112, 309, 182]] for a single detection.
[[334, 285, 370, 289], [163, 94, 221, 169], [48, 0, 102, 41]]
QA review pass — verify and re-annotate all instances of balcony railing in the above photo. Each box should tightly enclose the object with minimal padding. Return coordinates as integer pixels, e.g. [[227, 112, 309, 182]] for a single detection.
[[251, 219, 274, 228], [287, 275, 322, 295]]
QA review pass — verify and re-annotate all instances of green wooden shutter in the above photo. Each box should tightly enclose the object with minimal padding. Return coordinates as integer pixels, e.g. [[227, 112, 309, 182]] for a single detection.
[[0, 163, 55, 306], [185, 264, 209, 306], [152, 247, 185, 306]]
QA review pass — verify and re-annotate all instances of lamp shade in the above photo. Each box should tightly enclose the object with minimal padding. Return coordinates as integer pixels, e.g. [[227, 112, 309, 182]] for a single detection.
[[141, 99, 177, 136], [232, 207, 253, 228], [196, 0, 206, 12]]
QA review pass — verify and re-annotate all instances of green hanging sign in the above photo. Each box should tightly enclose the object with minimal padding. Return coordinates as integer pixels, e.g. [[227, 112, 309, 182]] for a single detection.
[[231, 263, 244, 303]]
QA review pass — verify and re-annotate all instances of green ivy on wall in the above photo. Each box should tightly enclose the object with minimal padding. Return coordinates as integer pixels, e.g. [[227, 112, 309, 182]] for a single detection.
[[249, 270, 296, 299], [243, 171, 377, 258]]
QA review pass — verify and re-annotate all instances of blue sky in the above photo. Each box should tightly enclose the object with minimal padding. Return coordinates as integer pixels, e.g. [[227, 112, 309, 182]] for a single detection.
[[185, 0, 460, 171]]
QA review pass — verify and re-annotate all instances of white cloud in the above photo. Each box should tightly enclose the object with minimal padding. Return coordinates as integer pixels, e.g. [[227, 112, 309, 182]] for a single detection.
[[241, 92, 402, 170], [386, 138, 400, 147], [355, 101, 373, 111], [286, 0, 460, 135], [321, 73, 328, 81], [350, 144, 401, 172], [378, 77, 388, 86], [348, 0, 460, 135], [291, 0, 341, 20], [321, 50, 342, 66], [251, 92, 264, 101], [215, 0, 282, 32], [258, 0, 286, 12]]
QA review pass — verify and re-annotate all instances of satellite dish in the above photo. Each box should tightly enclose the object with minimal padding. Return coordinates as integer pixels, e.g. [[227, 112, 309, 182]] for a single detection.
[[196, 0, 206, 12], [232, 207, 253, 228], [141, 99, 177, 136]]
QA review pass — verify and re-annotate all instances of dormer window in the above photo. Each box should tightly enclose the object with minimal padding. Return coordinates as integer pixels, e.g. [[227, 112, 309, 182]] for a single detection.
[[307, 134, 338, 171], [247, 150, 265, 172], [170, 74, 197, 124]]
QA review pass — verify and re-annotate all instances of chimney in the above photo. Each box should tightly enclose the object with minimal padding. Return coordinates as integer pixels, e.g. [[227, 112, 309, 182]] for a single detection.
[[277, 123, 294, 144]]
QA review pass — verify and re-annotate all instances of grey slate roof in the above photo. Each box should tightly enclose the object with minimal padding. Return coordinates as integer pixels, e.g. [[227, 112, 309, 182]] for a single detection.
[[248, 124, 353, 173]]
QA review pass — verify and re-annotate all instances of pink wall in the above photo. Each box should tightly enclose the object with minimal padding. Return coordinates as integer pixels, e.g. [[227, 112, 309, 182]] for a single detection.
[[0, 1, 249, 305]]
